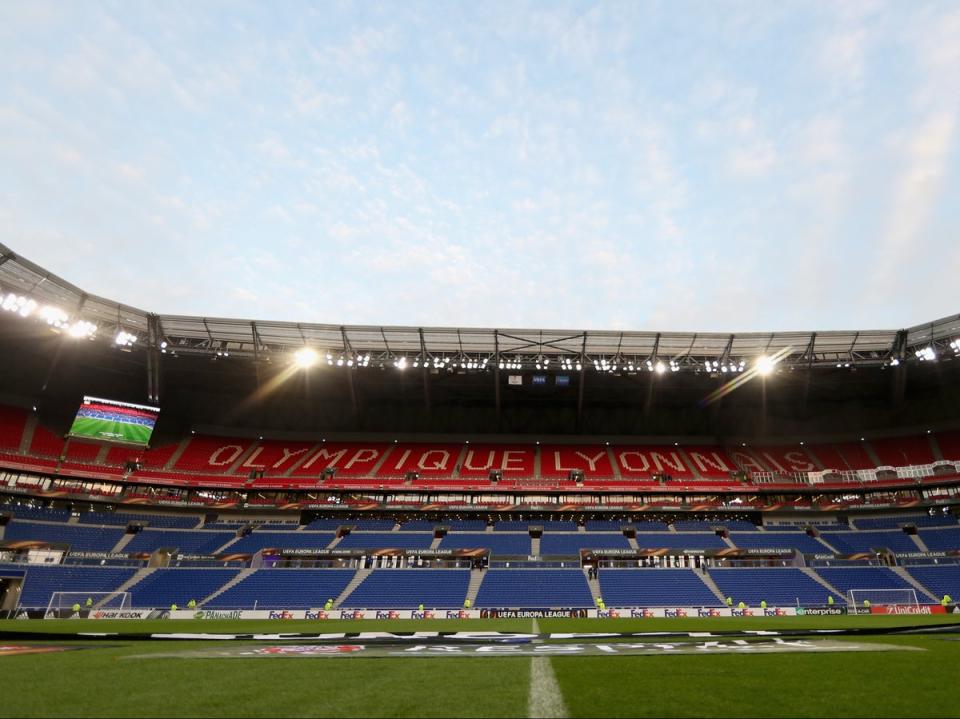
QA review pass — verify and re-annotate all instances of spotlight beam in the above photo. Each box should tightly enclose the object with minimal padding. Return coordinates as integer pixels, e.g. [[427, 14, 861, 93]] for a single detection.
[[699, 346, 793, 407]]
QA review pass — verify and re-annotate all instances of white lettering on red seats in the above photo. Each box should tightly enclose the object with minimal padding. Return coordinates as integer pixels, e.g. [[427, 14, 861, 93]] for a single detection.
[[463, 450, 494, 471], [300, 448, 348, 471], [618, 451, 650, 473], [729, 451, 766, 473], [688, 451, 731, 474], [344, 449, 380, 469], [241, 447, 266, 469], [418, 450, 451, 471], [208, 445, 244, 467], [550, 450, 607, 472], [501, 450, 526, 471], [781, 451, 814, 471], [274, 447, 310, 470]]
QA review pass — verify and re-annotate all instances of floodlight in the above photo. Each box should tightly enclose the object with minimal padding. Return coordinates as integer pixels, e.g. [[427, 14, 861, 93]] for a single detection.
[[654, 361, 666, 375], [755, 356, 775, 376], [68, 320, 97, 339], [114, 331, 137, 347], [294, 348, 318, 368]]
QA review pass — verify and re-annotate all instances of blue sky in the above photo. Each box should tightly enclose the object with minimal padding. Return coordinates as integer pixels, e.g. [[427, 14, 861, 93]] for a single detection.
[[1, 1, 958, 332]]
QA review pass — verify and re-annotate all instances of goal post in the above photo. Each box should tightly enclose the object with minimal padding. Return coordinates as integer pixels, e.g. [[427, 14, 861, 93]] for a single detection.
[[847, 588, 919, 608], [44, 591, 132, 618]]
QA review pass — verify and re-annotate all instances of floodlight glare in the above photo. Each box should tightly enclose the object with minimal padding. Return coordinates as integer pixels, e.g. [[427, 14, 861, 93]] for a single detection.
[[67, 320, 97, 339], [654, 361, 666, 375], [755, 356, 775, 376], [294, 348, 318, 368]]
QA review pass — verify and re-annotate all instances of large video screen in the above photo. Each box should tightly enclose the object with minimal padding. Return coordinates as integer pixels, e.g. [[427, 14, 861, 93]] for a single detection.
[[68, 396, 160, 446]]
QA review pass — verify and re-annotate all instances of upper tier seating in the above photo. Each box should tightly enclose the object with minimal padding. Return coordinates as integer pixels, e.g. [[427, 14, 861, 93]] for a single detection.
[[79, 511, 199, 529], [5, 521, 126, 552], [820, 531, 919, 554], [540, 534, 631, 554], [539, 446, 615, 478], [0, 504, 71, 522], [341, 569, 470, 608], [730, 532, 829, 553], [336, 533, 433, 550], [228, 532, 334, 553], [598, 569, 722, 607], [375, 443, 461, 478], [709, 568, 845, 605], [852, 514, 958, 530], [439, 533, 531, 555], [0, 406, 28, 450], [633, 533, 728, 550], [916, 528, 960, 551], [204, 569, 355, 609], [474, 569, 594, 608], [123, 529, 236, 555], [870, 436, 936, 467]]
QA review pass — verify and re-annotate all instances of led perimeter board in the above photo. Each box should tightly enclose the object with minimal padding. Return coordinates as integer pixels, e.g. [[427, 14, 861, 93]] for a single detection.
[[67, 396, 160, 446]]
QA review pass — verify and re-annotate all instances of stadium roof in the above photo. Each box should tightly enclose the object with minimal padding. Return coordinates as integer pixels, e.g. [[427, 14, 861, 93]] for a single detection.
[[1, 242, 958, 370]]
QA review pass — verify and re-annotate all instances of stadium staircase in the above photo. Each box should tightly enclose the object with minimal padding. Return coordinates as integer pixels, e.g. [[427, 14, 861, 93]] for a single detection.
[[625, 535, 639, 550], [163, 438, 192, 470], [18, 412, 37, 454], [333, 567, 373, 608], [66, 515, 80, 525], [813, 535, 841, 553], [531, 536, 541, 555], [110, 533, 137, 554], [801, 567, 845, 600], [890, 567, 939, 601], [697, 570, 728, 605], [199, 568, 257, 607], [429, 536, 442, 550], [721, 535, 736, 549], [326, 533, 344, 549], [98, 567, 156, 609], [0, 524, 5, 540], [211, 535, 242, 554], [464, 568, 485, 607], [909, 534, 931, 553], [582, 567, 602, 604]]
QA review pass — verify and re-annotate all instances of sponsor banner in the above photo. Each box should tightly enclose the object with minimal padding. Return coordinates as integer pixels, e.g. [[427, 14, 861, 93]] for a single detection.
[[479, 609, 589, 619], [796, 606, 847, 616], [125, 639, 920, 660], [88, 610, 170, 620], [172, 609, 484, 621], [868, 604, 947, 615], [589, 607, 798, 618]]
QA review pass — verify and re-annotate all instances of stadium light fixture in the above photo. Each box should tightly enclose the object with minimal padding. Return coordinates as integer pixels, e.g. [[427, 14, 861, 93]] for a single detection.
[[915, 347, 937, 362], [2, 293, 37, 317], [294, 348, 318, 368], [68, 320, 97, 339], [755, 356, 776, 376], [114, 331, 137, 347], [654, 361, 666, 375]]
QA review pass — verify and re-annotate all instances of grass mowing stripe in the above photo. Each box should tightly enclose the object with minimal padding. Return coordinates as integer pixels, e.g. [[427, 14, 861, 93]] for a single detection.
[[529, 619, 568, 719]]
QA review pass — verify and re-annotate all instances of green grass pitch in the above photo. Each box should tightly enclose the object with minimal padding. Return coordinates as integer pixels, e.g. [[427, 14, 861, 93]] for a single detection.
[[1, 615, 959, 717], [69, 416, 152, 444]]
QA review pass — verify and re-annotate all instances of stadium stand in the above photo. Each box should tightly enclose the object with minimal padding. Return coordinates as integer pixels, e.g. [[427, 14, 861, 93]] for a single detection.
[[127, 568, 241, 607], [9, 565, 137, 609], [915, 528, 960, 551], [341, 569, 471, 608], [905, 565, 960, 599], [709, 568, 845, 605], [540, 534, 631, 554], [439, 533, 531, 554], [730, 532, 829, 553], [598, 569, 723, 607], [815, 567, 918, 596], [123, 529, 236, 555], [820, 531, 920, 554], [227, 532, 335, 553], [204, 569, 356, 609], [474, 569, 594, 607], [4, 522, 126, 552], [336, 533, 433, 550]]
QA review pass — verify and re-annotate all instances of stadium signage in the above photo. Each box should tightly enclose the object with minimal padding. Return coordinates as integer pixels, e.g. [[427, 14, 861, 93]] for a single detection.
[[795, 607, 846, 616], [89, 610, 160, 620], [590, 607, 798, 618], [865, 605, 947, 615], [151, 639, 916, 659]]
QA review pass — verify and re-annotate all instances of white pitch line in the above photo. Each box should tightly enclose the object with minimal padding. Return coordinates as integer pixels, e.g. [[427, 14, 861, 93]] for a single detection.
[[528, 619, 569, 719]]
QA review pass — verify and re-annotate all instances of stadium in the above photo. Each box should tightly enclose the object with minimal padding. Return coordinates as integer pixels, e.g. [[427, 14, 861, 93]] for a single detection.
[[1, 243, 960, 716], [5, 3, 960, 718]]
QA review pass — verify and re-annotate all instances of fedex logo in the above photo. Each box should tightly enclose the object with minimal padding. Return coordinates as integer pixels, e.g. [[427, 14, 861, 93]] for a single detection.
[[411, 610, 435, 620], [597, 609, 621, 619], [303, 610, 329, 620], [697, 608, 722, 617], [732, 608, 755, 617], [664, 608, 688, 618], [630, 609, 655, 618], [445, 610, 470, 619], [268, 611, 295, 620], [763, 608, 786, 617], [375, 611, 401, 620], [338, 610, 365, 620]]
